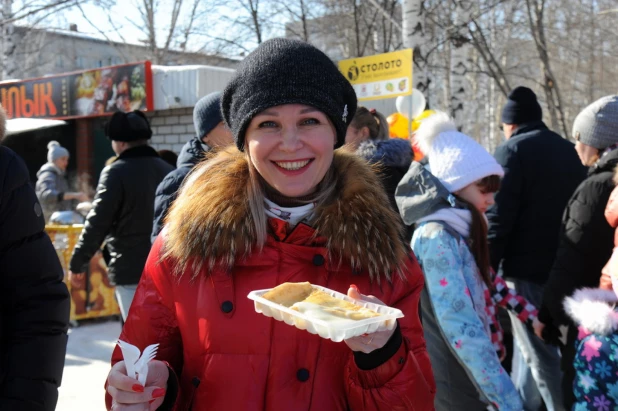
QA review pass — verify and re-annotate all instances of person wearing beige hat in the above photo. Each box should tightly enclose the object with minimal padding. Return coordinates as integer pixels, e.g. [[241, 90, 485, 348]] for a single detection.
[[536, 95, 618, 409]]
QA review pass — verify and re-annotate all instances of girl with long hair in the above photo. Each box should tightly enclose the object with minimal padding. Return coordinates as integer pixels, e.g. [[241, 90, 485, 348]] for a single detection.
[[397, 112, 538, 410]]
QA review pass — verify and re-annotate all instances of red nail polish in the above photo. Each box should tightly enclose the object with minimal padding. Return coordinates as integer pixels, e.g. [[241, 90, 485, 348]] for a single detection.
[[152, 388, 166, 398], [350, 284, 359, 291], [132, 384, 144, 393]]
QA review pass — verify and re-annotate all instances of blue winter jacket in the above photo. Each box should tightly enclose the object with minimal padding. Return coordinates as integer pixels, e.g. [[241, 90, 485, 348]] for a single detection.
[[397, 162, 522, 410]]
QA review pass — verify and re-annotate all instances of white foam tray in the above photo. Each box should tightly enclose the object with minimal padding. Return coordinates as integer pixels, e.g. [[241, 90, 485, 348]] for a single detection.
[[247, 284, 404, 342]]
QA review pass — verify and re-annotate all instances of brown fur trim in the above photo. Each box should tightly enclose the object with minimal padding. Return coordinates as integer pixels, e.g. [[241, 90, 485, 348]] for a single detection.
[[163, 147, 409, 283]]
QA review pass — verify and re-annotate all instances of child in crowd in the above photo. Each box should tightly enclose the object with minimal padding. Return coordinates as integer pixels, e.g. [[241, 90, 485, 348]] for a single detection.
[[396, 112, 538, 410]]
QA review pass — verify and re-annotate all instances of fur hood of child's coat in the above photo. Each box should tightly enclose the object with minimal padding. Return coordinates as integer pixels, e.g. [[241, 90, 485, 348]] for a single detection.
[[564, 288, 618, 335]]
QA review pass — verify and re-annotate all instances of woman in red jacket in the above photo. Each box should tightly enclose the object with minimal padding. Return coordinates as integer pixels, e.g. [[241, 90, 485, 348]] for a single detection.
[[105, 38, 436, 411]]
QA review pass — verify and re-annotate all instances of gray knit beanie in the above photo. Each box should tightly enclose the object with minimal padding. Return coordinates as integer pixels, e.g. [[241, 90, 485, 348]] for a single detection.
[[47, 141, 69, 163], [221, 38, 357, 152], [193, 92, 223, 139], [572, 95, 618, 150]]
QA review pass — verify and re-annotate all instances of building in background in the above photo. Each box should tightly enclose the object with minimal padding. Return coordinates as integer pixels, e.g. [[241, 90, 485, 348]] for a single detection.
[[1, 62, 235, 192], [11, 24, 238, 80]]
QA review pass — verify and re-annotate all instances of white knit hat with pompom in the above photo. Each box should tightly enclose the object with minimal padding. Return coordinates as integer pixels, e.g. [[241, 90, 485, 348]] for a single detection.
[[414, 111, 504, 192]]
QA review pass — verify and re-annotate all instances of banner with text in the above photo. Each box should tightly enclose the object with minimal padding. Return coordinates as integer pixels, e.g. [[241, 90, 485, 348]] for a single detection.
[[338, 49, 413, 102], [0, 61, 153, 120]]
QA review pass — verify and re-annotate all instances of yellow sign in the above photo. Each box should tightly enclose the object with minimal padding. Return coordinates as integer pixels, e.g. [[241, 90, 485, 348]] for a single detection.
[[338, 49, 413, 101]]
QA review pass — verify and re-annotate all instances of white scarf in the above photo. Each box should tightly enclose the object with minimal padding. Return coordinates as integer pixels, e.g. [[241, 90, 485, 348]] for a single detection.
[[417, 208, 473, 238], [264, 198, 315, 227]]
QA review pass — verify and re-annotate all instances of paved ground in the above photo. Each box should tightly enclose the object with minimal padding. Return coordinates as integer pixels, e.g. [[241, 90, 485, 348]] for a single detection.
[[58, 320, 121, 410]]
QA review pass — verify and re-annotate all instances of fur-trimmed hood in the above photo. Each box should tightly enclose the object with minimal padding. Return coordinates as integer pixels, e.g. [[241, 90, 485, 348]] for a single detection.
[[564, 288, 618, 335], [356, 138, 412, 169], [163, 147, 409, 282]]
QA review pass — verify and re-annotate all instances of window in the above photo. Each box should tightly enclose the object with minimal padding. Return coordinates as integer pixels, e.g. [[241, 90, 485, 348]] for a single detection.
[[76, 56, 86, 69]]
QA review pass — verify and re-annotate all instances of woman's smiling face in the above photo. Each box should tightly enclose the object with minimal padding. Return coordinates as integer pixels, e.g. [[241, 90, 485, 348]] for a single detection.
[[245, 104, 336, 198]]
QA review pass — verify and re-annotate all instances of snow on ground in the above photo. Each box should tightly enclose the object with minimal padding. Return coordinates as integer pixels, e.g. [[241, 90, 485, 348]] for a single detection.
[[57, 320, 121, 410]]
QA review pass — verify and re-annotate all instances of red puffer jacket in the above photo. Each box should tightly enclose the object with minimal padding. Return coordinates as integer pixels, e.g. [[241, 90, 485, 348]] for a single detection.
[[106, 149, 436, 410]]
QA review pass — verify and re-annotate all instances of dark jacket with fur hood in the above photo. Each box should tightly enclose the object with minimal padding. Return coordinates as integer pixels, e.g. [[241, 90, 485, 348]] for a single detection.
[[151, 137, 210, 243], [107, 148, 436, 411], [356, 138, 412, 213]]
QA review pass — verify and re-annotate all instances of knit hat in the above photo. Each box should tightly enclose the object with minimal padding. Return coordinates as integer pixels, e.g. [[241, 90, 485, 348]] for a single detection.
[[221, 38, 357, 151], [105, 110, 152, 142], [47, 141, 69, 163], [194, 92, 223, 139], [572, 95, 618, 150], [415, 112, 504, 192], [501, 86, 543, 125]]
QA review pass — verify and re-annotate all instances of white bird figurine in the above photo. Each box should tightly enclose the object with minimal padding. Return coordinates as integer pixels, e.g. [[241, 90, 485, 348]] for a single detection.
[[117, 340, 159, 385]]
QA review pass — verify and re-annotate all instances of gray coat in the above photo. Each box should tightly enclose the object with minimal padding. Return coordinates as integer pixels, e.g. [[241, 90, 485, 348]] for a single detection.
[[35, 163, 74, 222]]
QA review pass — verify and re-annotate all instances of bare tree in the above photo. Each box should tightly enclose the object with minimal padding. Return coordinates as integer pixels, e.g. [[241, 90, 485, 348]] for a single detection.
[[525, 0, 569, 137], [281, 0, 311, 41], [1, 0, 95, 80], [129, 0, 185, 64]]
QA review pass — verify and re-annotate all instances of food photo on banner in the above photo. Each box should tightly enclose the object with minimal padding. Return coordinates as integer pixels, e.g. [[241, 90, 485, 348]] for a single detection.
[[0, 61, 154, 120]]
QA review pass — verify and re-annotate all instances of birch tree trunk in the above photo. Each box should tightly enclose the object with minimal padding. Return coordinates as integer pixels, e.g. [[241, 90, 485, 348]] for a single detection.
[[402, 0, 430, 102], [450, 0, 473, 130], [1, 0, 16, 80]]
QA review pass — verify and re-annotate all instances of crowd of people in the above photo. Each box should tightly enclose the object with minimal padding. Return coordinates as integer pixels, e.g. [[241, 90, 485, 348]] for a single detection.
[[2, 36, 618, 410]]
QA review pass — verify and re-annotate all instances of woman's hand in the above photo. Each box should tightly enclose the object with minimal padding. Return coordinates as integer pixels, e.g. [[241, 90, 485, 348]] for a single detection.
[[344, 285, 396, 354], [107, 360, 169, 411]]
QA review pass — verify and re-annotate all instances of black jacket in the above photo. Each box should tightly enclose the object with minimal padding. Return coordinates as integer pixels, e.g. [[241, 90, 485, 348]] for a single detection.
[[0, 147, 70, 410], [70, 145, 173, 285], [487, 122, 586, 284], [151, 137, 209, 243], [539, 147, 618, 326], [538, 146, 618, 409], [356, 138, 413, 213]]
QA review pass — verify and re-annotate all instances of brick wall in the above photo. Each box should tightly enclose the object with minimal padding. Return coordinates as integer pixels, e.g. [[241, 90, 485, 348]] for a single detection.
[[146, 108, 197, 153]]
